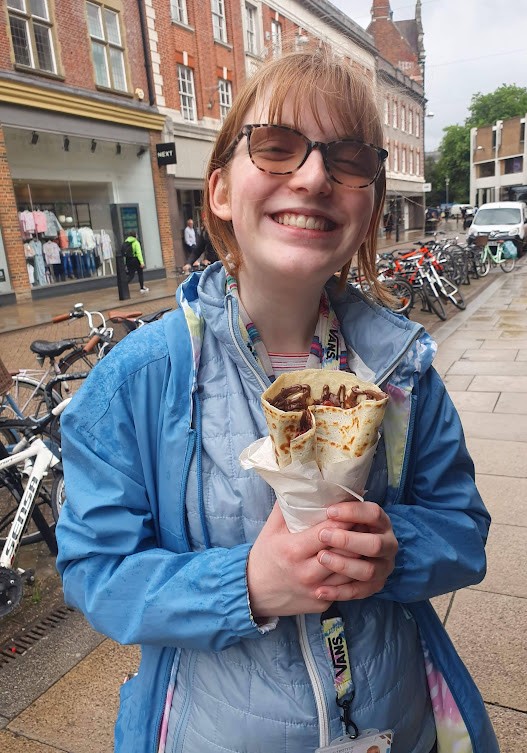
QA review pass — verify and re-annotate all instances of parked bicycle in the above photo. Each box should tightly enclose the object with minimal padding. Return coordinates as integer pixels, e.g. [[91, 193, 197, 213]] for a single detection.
[[472, 232, 517, 276]]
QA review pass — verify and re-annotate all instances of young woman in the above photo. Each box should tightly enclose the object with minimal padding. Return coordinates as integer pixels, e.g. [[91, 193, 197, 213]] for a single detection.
[[56, 50, 498, 753]]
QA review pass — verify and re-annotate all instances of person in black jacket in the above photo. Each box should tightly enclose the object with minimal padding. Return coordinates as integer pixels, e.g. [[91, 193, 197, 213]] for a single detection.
[[183, 226, 218, 273]]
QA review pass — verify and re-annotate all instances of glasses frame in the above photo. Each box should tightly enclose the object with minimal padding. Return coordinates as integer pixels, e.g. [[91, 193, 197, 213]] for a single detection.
[[225, 123, 388, 189]]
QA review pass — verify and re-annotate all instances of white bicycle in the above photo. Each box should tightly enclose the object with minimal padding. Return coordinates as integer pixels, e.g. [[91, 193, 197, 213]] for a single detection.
[[0, 397, 70, 617]]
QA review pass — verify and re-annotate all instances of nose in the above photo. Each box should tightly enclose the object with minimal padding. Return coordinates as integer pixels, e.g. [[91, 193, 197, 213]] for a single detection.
[[288, 147, 332, 195]]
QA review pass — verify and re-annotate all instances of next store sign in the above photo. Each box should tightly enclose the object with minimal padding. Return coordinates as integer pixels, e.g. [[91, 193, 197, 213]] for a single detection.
[[156, 142, 177, 166]]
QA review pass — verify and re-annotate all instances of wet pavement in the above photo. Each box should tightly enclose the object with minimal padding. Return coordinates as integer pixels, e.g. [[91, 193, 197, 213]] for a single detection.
[[0, 226, 526, 751]]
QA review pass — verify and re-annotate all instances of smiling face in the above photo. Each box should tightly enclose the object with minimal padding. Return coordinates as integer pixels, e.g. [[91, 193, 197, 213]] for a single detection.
[[209, 93, 376, 291]]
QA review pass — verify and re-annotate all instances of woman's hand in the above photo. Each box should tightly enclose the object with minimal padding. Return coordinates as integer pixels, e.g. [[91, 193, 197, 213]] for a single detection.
[[314, 501, 398, 602], [247, 503, 354, 619]]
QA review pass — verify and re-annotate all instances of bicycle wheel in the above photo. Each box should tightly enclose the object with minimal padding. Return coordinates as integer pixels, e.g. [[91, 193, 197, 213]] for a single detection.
[[423, 282, 447, 321], [477, 252, 491, 277], [0, 376, 60, 421], [51, 471, 66, 522], [439, 277, 466, 310], [385, 278, 414, 316], [500, 257, 515, 273], [0, 420, 59, 546], [57, 348, 96, 397]]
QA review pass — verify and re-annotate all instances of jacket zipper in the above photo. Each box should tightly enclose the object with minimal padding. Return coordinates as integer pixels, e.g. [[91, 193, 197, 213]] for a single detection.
[[374, 327, 423, 387], [227, 296, 268, 390], [172, 652, 197, 753], [297, 615, 330, 749]]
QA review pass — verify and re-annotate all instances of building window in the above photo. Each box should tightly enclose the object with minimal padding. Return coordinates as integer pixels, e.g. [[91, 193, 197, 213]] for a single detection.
[[245, 4, 257, 54], [503, 156, 523, 174], [87, 2, 127, 91], [401, 105, 406, 132], [393, 144, 399, 172], [177, 64, 197, 121], [415, 150, 420, 175], [408, 108, 413, 135], [271, 20, 282, 57], [401, 147, 406, 173], [384, 97, 389, 126], [171, 0, 188, 25], [211, 0, 227, 43], [409, 149, 414, 174], [415, 111, 420, 138], [478, 161, 495, 178], [392, 99, 398, 129], [7, 0, 57, 73], [521, 120, 525, 142], [218, 78, 232, 121]]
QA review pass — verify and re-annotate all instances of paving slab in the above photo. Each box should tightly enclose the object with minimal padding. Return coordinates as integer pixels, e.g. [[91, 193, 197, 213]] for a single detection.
[[460, 348, 518, 361], [8, 640, 140, 753], [466, 437, 527, 478], [479, 338, 527, 349], [457, 410, 527, 442], [476, 474, 527, 527], [517, 349, 527, 361], [494, 392, 527, 414], [0, 729, 60, 752], [448, 391, 499, 413], [445, 589, 527, 711], [486, 705, 527, 750], [443, 374, 474, 391], [0, 610, 105, 721], [454, 329, 505, 340], [433, 351, 464, 377], [450, 360, 527, 376], [472, 523, 527, 598], [468, 374, 527, 392]]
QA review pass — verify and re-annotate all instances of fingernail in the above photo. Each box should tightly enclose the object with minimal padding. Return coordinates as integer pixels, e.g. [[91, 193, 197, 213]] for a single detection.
[[327, 506, 339, 518], [320, 552, 332, 566], [319, 529, 333, 544], [317, 590, 328, 600]]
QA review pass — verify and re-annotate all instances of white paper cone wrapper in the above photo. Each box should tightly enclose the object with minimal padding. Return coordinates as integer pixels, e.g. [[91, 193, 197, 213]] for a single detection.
[[239, 436, 378, 532]]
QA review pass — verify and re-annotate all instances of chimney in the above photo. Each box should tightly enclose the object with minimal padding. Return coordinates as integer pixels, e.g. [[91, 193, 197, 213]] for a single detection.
[[371, 0, 392, 21]]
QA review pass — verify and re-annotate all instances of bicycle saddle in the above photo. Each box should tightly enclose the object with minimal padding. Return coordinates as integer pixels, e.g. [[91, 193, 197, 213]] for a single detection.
[[30, 339, 78, 357], [140, 307, 172, 324]]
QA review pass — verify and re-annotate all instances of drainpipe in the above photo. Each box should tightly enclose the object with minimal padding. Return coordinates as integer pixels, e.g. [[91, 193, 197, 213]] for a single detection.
[[137, 0, 156, 106]]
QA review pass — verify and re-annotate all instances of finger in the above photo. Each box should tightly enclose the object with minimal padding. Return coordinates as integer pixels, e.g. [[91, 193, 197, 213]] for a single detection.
[[315, 578, 386, 602], [317, 551, 394, 583], [327, 501, 391, 531], [319, 528, 398, 559]]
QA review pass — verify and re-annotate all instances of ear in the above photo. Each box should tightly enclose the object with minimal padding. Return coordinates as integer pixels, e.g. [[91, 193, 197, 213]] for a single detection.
[[209, 168, 232, 222]]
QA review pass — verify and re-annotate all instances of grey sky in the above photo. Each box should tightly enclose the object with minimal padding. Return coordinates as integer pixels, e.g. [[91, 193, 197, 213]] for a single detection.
[[328, 0, 527, 152]]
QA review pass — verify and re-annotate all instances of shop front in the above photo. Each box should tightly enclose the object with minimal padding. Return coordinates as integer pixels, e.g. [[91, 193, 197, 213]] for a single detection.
[[0, 104, 165, 302]]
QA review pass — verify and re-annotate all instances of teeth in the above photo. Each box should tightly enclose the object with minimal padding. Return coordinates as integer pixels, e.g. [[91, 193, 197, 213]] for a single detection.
[[273, 213, 330, 230]]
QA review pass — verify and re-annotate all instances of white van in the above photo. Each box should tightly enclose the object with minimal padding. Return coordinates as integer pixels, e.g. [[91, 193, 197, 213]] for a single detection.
[[467, 201, 527, 255], [449, 204, 473, 219]]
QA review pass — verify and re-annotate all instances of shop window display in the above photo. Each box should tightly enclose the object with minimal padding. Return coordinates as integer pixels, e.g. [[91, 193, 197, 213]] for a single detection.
[[18, 203, 114, 287]]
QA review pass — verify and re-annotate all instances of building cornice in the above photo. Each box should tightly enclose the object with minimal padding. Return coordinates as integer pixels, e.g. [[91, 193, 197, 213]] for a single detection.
[[0, 75, 165, 131]]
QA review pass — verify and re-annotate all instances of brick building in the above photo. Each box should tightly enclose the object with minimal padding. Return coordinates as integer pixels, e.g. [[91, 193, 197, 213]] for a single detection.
[[471, 115, 527, 205], [368, 0, 426, 232], [0, 0, 172, 305]]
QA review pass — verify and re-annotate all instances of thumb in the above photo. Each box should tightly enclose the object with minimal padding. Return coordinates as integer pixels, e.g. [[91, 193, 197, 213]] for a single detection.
[[264, 501, 289, 533]]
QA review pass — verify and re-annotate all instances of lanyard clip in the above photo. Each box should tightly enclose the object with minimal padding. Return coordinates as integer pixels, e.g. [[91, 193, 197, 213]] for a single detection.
[[336, 695, 359, 739]]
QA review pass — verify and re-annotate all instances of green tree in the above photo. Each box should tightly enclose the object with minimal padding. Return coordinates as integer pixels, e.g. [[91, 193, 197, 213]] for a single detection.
[[434, 124, 471, 204], [467, 84, 527, 127]]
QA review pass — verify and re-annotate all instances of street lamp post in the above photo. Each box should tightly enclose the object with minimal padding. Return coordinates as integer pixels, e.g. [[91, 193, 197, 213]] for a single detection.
[[445, 176, 450, 208]]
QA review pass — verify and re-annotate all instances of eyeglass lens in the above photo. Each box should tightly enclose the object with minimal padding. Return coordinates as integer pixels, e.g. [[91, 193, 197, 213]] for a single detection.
[[248, 126, 382, 187]]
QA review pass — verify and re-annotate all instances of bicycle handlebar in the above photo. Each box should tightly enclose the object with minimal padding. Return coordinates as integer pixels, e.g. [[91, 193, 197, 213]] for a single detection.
[[83, 334, 101, 353], [52, 313, 72, 323]]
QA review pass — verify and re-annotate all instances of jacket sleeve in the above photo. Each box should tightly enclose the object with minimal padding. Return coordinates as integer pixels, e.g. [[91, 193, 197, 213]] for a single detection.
[[132, 238, 144, 265], [378, 367, 490, 603], [56, 358, 263, 652]]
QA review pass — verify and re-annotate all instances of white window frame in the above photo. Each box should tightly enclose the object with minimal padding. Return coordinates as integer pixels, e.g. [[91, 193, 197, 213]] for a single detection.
[[245, 3, 257, 54], [409, 149, 414, 175], [392, 99, 398, 129], [171, 0, 188, 25], [408, 108, 413, 136], [416, 150, 420, 175], [7, 0, 57, 73], [401, 105, 406, 133], [415, 110, 420, 138], [384, 97, 389, 126], [393, 144, 399, 172], [218, 78, 232, 121], [177, 64, 197, 121], [211, 0, 227, 43], [271, 19, 282, 57], [401, 147, 406, 173], [87, 2, 128, 92]]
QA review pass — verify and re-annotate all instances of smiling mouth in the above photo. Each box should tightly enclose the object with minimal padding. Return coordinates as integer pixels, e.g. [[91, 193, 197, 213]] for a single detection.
[[272, 212, 336, 231]]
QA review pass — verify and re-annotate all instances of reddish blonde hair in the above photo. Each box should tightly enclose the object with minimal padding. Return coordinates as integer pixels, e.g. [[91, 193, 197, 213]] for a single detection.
[[204, 49, 388, 301]]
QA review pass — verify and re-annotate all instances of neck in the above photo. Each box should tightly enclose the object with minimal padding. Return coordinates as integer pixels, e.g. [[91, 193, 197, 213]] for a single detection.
[[236, 270, 323, 353]]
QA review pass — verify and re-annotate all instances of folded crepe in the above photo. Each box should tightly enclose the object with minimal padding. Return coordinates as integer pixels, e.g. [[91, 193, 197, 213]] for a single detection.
[[261, 369, 388, 470]]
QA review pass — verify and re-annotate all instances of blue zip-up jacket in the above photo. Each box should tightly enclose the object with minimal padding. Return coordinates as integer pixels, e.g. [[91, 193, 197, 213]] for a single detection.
[[56, 263, 498, 753]]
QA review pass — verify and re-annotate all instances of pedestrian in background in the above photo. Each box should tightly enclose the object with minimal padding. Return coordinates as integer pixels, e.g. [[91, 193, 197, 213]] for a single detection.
[[124, 231, 149, 294], [183, 217, 196, 258], [182, 225, 219, 273], [56, 48, 498, 753]]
